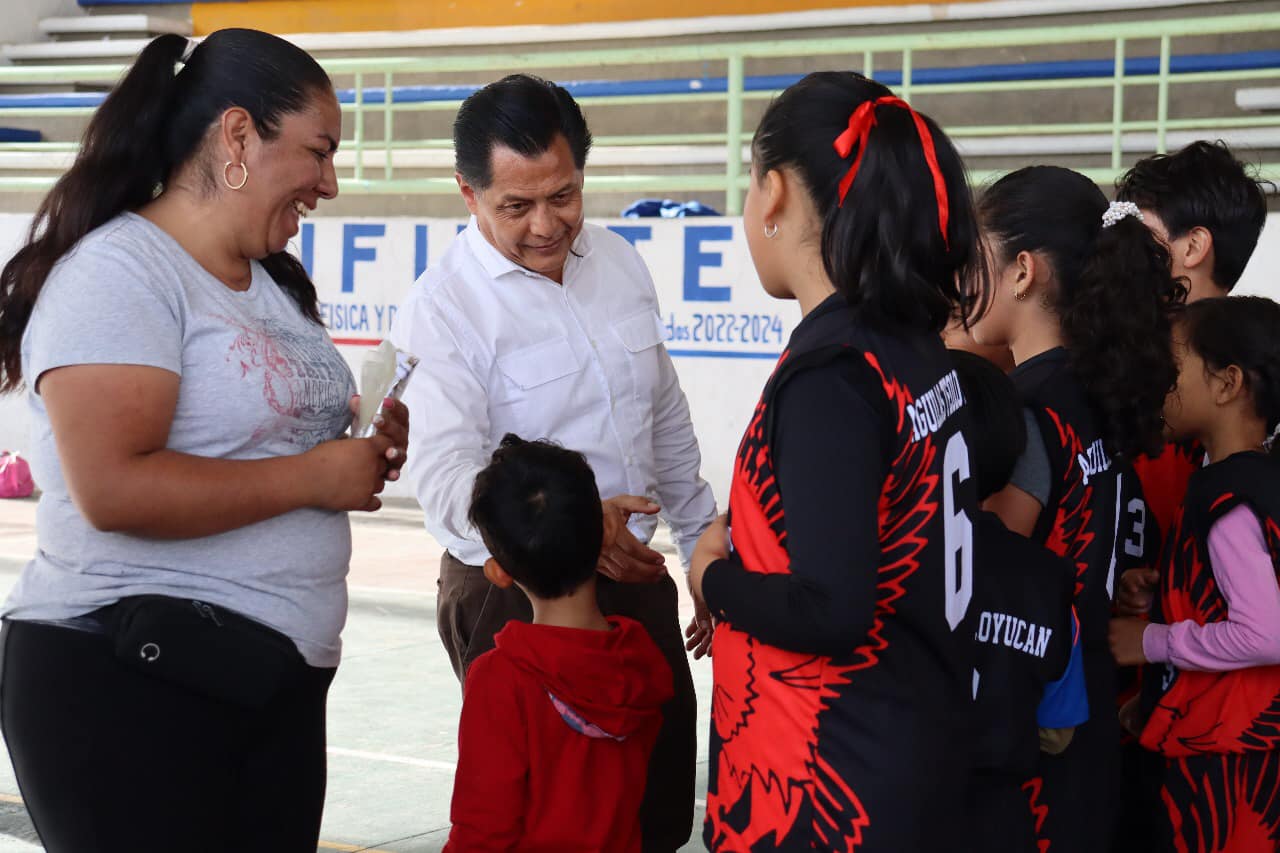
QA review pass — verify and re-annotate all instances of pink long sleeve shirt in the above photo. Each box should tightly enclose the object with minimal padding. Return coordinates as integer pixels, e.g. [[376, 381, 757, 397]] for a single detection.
[[1143, 504, 1280, 671]]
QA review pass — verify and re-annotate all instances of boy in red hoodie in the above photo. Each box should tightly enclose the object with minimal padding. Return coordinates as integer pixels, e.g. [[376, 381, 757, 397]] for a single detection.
[[444, 433, 675, 852]]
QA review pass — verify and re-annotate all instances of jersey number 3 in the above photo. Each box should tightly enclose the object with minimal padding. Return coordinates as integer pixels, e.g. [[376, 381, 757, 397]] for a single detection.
[[944, 432, 974, 630]]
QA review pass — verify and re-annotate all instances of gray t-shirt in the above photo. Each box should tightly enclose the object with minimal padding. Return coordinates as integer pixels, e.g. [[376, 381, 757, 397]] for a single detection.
[[1009, 407, 1052, 507], [4, 212, 357, 666]]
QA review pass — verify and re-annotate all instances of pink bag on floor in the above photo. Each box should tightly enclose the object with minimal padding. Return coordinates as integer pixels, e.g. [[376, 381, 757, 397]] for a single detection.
[[0, 451, 33, 498]]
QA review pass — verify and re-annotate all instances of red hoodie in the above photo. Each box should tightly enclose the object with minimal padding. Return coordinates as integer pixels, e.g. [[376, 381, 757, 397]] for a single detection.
[[444, 615, 674, 852]]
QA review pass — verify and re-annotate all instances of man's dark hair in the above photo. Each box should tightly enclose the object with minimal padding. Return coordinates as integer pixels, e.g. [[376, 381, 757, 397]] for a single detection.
[[1116, 140, 1270, 292], [949, 350, 1027, 501], [468, 434, 603, 599], [453, 74, 592, 189]]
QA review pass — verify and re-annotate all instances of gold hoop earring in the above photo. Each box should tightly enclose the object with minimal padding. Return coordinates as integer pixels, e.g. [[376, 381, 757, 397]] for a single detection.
[[764, 223, 779, 239], [223, 161, 248, 191], [1014, 288, 1028, 301]]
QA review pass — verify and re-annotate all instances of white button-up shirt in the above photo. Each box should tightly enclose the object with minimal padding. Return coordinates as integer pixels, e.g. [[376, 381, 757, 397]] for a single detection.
[[390, 218, 717, 568]]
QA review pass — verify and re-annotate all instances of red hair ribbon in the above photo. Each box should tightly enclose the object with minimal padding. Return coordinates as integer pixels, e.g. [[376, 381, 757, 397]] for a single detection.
[[832, 95, 951, 248]]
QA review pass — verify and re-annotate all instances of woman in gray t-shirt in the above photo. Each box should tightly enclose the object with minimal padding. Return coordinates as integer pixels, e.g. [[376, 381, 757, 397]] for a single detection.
[[0, 29, 406, 852]]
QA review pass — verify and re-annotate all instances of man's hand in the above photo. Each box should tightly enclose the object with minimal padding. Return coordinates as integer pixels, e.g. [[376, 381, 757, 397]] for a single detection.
[[1109, 617, 1149, 667], [1116, 568, 1160, 617], [598, 495, 666, 583]]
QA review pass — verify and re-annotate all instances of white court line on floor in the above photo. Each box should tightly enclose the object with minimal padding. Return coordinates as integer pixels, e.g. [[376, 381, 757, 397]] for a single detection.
[[327, 746, 457, 772]]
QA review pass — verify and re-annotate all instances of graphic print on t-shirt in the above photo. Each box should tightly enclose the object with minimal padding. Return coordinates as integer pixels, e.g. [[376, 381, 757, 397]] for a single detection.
[[216, 313, 353, 448]]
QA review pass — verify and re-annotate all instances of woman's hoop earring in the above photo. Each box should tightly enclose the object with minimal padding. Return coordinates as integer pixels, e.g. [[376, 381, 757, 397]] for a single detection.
[[1014, 288, 1028, 301], [764, 223, 779, 239], [223, 161, 248, 191]]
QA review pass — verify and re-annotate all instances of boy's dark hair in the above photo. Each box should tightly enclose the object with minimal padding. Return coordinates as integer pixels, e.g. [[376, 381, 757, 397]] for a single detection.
[[453, 74, 592, 189], [979, 165, 1186, 460], [1180, 297, 1280, 459], [468, 433, 604, 599], [949, 350, 1027, 501], [1116, 141, 1269, 292], [751, 71, 987, 333]]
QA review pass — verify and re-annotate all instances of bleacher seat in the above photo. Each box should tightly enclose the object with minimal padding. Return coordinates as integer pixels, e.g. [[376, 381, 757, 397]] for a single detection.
[[0, 129, 41, 143], [40, 15, 190, 38], [6, 49, 1272, 105], [1238, 87, 1280, 112]]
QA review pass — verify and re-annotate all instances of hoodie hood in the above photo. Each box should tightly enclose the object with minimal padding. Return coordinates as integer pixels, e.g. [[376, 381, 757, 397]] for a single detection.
[[494, 616, 674, 739]]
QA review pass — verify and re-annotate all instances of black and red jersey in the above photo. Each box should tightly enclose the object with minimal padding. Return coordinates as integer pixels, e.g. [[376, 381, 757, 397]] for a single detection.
[[1011, 347, 1127, 852], [701, 294, 978, 851], [1132, 439, 1208, 561], [1141, 451, 1280, 759], [1139, 451, 1280, 853], [970, 512, 1076, 779], [967, 512, 1078, 853]]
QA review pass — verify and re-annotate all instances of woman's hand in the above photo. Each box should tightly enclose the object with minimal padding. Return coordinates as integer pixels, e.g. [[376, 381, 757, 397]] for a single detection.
[[305, 433, 395, 512], [1109, 617, 1150, 667], [688, 514, 729, 602], [349, 395, 408, 481]]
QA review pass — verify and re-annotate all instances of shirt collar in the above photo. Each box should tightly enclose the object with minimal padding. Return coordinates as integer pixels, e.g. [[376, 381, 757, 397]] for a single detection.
[[462, 215, 594, 283]]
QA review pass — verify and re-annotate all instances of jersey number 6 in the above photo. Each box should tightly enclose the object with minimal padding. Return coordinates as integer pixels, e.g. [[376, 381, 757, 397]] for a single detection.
[[943, 431, 974, 631]]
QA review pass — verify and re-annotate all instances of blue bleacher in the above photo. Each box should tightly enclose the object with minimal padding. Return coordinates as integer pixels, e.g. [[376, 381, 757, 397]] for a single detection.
[[1, 49, 1277, 111], [0, 128, 41, 142]]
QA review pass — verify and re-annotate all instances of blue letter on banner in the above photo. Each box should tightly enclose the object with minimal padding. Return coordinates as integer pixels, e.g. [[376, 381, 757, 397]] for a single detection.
[[299, 223, 315, 277], [683, 225, 732, 302], [607, 225, 653, 249], [414, 224, 429, 279], [342, 223, 386, 293]]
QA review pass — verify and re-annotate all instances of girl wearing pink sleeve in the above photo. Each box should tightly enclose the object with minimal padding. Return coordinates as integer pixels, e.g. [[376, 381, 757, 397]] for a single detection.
[[1111, 295, 1280, 853]]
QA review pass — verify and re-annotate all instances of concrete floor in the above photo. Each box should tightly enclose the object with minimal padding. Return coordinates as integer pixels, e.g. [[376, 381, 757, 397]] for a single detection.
[[0, 496, 714, 852]]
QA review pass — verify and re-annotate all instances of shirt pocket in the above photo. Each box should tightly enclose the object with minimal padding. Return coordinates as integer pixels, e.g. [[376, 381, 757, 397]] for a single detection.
[[495, 336, 582, 391], [612, 309, 665, 353], [611, 309, 665, 405]]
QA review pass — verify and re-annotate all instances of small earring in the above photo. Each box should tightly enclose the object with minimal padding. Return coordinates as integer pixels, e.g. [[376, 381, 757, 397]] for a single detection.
[[1014, 289, 1028, 301], [223, 161, 248, 191], [764, 223, 779, 239]]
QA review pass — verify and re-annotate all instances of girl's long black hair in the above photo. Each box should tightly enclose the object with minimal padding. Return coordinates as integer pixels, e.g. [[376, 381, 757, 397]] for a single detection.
[[979, 166, 1186, 460], [752, 71, 987, 333]]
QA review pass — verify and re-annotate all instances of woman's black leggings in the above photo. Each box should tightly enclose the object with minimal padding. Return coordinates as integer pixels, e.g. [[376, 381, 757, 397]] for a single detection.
[[0, 618, 335, 853]]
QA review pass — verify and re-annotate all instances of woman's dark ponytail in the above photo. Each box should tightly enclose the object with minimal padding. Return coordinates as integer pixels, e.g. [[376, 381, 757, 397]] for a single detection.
[[1180, 296, 1280, 460], [979, 166, 1186, 460], [0, 34, 188, 392], [0, 28, 331, 393]]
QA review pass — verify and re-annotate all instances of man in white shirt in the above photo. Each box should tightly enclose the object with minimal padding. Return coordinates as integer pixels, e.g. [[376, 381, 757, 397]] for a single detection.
[[390, 74, 716, 851]]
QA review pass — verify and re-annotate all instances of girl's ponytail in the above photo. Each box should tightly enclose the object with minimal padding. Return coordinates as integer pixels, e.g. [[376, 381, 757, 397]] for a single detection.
[[0, 33, 188, 392], [979, 166, 1186, 460], [1064, 214, 1186, 459]]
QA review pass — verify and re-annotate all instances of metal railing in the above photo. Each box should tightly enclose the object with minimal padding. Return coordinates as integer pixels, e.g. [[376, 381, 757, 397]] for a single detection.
[[0, 11, 1277, 212]]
